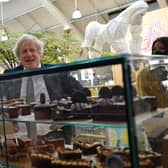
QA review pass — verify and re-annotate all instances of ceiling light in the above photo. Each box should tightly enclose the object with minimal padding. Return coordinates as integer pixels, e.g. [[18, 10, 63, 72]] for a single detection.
[[72, 0, 82, 19], [0, 0, 8, 41], [72, 9, 81, 19]]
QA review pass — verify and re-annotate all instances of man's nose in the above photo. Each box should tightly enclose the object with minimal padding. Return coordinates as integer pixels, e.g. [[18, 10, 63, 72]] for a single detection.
[[26, 50, 32, 56]]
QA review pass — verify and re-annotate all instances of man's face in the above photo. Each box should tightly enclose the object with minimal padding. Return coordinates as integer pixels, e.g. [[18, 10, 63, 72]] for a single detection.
[[18, 40, 41, 69]]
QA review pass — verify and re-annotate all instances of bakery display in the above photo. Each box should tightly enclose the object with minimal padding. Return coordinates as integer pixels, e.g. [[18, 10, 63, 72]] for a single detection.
[[96, 147, 162, 168], [0, 95, 161, 168], [0, 84, 162, 167], [2, 137, 161, 168], [2, 93, 158, 122]]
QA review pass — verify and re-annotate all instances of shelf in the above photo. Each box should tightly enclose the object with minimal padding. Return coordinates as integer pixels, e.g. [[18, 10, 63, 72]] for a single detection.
[[1, 113, 127, 128]]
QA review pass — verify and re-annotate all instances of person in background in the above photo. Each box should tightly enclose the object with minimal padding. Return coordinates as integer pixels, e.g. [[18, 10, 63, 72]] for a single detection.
[[111, 85, 124, 102], [152, 36, 168, 56], [134, 37, 168, 152], [3, 34, 83, 144], [136, 36, 168, 108]]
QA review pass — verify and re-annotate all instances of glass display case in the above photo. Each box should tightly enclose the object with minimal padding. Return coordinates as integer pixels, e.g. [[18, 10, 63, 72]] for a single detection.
[[129, 54, 168, 168], [0, 53, 166, 168]]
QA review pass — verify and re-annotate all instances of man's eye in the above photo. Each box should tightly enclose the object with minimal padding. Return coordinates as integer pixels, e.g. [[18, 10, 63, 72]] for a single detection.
[[30, 49, 36, 52], [22, 50, 27, 53]]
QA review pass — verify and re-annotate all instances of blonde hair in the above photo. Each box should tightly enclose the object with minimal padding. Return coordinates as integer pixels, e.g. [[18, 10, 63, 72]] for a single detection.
[[13, 34, 44, 58], [136, 67, 168, 107]]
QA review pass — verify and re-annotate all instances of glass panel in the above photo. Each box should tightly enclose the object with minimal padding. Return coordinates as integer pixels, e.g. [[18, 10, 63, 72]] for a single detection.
[[0, 57, 134, 168], [130, 54, 168, 168]]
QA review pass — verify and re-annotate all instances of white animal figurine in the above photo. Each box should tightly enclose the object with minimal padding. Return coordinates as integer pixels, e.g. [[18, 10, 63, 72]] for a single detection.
[[81, 0, 148, 58]]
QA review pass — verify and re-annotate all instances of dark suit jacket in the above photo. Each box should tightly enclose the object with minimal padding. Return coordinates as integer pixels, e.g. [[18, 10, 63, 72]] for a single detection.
[[3, 63, 83, 101]]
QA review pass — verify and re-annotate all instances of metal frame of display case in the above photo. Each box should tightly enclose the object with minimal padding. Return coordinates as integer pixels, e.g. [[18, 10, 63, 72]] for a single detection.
[[0, 54, 139, 168]]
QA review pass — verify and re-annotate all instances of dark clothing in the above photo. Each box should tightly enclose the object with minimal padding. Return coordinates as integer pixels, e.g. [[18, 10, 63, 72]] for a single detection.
[[3, 63, 83, 101], [2, 63, 83, 144]]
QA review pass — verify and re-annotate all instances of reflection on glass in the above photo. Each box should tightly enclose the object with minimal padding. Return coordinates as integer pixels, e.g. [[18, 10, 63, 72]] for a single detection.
[[0, 63, 134, 168], [130, 55, 167, 168]]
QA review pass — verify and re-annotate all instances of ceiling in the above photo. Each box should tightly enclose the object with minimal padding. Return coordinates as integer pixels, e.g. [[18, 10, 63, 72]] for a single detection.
[[0, 0, 165, 41]]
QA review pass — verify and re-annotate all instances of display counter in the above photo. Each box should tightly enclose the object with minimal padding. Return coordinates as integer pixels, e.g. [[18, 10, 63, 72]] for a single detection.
[[0, 54, 167, 168]]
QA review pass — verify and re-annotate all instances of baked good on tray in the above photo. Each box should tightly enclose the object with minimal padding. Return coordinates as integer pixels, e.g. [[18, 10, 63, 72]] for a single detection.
[[17, 136, 33, 148], [58, 148, 82, 159], [51, 158, 92, 168], [45, 137, 65, 150], [17, 104, 33, 116], [4, 106, 18, 118], [3, 139, 30, 161], [31, 153, 52, 168], [73, 140, 102, 155], [2, 98, 24, 106], [34, 103, 56, 120], [92, 102, 126, 121]]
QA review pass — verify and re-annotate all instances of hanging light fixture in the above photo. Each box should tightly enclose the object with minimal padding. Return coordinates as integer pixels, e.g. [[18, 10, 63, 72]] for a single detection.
[[72, 0, 82, 19], [0, 0, 8, 41]]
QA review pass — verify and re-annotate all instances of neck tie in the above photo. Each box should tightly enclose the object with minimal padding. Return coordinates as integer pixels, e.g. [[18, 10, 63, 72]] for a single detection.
[[26, 77, 35, 103]]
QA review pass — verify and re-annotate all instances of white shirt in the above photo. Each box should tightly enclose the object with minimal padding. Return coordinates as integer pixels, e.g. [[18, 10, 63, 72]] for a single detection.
[[20, 63, 50, 103], [20, 75, 50, 103], [19, 64, 52, 136]]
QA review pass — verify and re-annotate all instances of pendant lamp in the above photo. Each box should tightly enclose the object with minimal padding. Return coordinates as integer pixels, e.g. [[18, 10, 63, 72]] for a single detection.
[[72, 0, 82, 19]]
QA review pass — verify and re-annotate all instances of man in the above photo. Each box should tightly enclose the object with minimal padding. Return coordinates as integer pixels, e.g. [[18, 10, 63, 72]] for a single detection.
[[3, 34, 83, 144], [4, 34, 83, 102]]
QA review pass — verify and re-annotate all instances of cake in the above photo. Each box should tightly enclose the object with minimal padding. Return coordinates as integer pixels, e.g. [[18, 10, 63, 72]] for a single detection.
[[73, 140, 102, 155], [33, 103, 56, 120], [3, 139, 29, 161], [58, 148, 82, 159], [92, 102, 126, 121], [17, 136, 33, 148], [45, 137, 65, 150], [5, 106, 18, 118], [31, 153, 52, 168], [53, 100, 71, 120], [32, 144, 55, 155], [17, 104, 33, 116]]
